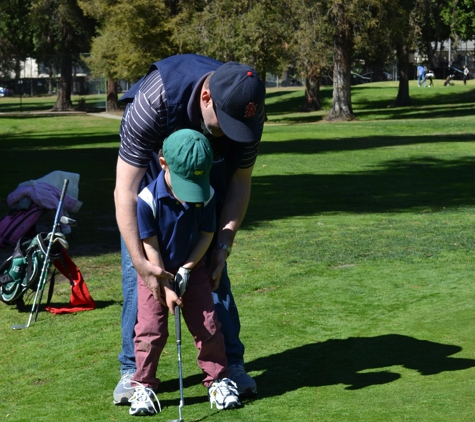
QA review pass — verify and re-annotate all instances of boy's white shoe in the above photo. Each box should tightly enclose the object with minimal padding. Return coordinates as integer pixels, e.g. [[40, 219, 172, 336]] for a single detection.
[[209, 378, 242, 410], [128, 383, 161, 416]]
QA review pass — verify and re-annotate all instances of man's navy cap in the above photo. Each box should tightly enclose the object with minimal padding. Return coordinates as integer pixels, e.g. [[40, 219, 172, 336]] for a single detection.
[[210, 62, 266, 143]]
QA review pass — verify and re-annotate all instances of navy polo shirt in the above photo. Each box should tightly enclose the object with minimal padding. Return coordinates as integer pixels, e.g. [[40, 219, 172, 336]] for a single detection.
[[137, 172, 216, 269]]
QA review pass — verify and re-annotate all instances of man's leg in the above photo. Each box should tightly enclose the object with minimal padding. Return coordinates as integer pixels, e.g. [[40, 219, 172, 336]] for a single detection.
[[114, 236, 138, 404], [212, 264, 257, 397]]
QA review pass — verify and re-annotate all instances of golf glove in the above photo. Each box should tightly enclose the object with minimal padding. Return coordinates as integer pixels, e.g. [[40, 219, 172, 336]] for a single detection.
[[175, 266, 191, 297]]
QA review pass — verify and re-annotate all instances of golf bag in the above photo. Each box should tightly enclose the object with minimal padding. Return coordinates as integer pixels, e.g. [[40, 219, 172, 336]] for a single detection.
[[444, 75, 454, 86], [0, 232, 64, 305], [0, 204, 46, 248]]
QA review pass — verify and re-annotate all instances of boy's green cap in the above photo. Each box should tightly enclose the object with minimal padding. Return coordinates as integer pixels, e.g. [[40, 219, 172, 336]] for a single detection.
[[163, 129, 213, 203]]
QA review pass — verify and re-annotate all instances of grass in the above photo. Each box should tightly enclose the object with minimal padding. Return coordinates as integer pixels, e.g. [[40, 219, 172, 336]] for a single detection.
[[0, 80, 475, 421]]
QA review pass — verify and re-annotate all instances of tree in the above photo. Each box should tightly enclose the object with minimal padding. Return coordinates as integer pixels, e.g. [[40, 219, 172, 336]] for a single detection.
[[327, 1, 354, 120], [80, 0, 177, 109], [30, 0, 97, 111], [174, 0, 291, 80], [0, 0, 34, 78], [288, 0, 333, 112], [441, 0, 475, 40], [387, 0, 448, 107], [324, 0, 388, 120]]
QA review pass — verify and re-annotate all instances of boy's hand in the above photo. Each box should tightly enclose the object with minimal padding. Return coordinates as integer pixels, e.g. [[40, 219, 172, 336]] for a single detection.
[[175, 267, 191, 297], [163, 284, 183, 315]]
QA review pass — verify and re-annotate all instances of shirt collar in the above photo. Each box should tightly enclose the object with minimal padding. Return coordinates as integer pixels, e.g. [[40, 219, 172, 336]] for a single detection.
[[156, 171, 190, 209]]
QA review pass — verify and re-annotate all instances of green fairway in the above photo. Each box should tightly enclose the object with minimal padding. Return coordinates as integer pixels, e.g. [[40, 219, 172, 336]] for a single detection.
[[0, 80, 474, 421]]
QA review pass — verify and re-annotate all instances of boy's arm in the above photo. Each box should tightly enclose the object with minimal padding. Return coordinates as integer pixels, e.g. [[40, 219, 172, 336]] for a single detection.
[[174, 231, 214, 298], [142, 235, 182, 312], [182, 231, 214, 269]]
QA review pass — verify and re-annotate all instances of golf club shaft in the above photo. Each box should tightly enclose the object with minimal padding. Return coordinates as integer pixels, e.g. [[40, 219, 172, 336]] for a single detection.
[[33, 179, 69, 322], [175, 305, 184, 421]]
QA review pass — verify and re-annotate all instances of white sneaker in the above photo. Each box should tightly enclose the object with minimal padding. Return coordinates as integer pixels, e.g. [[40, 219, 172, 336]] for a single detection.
[[227, 364, 258, 397], [129, 383, 161, 416], [209, 378, 242, 410], [113, 371, 135, 405]]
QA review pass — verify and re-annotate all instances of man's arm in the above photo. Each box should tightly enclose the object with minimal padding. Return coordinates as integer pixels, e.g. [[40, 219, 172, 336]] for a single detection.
[[142, 235, 181, 312], [209, 164, 253, 289], [114, 157, 173, 301]]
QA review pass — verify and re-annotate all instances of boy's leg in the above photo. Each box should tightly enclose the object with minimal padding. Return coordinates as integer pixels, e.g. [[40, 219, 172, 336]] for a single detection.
[[182, 264, 227, 387], [114, 237, 138, 404], [182, 264, 241, 410], [132, 274, 169, 390]]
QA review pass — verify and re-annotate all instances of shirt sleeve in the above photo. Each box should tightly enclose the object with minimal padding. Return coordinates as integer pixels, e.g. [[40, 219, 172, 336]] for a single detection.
[[137, 187, 158, 239], [119, 69, 169, 168], [238, 140, 260, 169]]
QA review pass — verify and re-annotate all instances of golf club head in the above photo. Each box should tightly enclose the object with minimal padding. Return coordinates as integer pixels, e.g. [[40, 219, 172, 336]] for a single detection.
[[11, 324, 29, 330], [60, 216, 77, 226]]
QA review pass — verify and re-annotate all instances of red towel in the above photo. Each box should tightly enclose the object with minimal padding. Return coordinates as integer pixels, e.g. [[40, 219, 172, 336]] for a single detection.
[[46, 248, 95, 314]]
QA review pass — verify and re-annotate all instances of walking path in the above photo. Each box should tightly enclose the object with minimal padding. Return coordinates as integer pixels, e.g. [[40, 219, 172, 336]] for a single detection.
[[0, 111, 123, 119]]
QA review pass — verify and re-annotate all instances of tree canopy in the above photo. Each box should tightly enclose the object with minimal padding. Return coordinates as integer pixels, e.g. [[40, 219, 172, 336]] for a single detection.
[[1, 0, 474, 116]]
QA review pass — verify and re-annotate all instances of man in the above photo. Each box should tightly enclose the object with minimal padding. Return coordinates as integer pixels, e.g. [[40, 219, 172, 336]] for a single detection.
[[417, 64, 426, 87], [113, 54, 266, 405]]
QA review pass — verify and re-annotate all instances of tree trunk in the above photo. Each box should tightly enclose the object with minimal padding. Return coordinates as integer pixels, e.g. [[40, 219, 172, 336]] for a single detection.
[[390, 44, 412, 107], [327, 5, 355, 121], [300, 69, 322, 112], [52, 54, 73, 111], [107, 79, 119, 112], [47, 67, 54, 95]]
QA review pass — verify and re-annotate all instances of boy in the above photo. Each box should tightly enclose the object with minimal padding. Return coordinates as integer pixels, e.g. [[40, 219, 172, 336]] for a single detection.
[[129, 129, 241, 416]]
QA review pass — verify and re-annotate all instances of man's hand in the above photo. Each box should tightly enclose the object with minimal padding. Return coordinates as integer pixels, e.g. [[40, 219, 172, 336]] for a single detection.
[[138, 259, 174, 305], [175, 267, 191, 297], [209, 248, 228, 291]]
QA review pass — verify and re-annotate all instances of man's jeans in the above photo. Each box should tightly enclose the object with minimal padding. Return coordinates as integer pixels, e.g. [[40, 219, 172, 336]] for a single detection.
[[118, 237, 245, 374]]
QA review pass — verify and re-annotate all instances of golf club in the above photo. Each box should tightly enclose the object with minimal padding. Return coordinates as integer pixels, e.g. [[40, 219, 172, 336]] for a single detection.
[[60, 215, 77, 226], [168, 304, 184, 422], [12, 179, 69, 330]]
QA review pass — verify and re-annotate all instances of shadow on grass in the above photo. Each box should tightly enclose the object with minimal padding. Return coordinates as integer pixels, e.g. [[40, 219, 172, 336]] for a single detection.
[[157, 334, 475, 407], [244, 155, 475, 228], [246, 334, 475, 397], [259, 133, 474, 156], [265, 85, 475, 123], [1, 124, 475, 256]]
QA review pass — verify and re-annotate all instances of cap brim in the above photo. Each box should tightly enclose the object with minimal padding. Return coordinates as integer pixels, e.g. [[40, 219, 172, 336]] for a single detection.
[[215, 106, 262, 143], [169, 170, 210, 203]]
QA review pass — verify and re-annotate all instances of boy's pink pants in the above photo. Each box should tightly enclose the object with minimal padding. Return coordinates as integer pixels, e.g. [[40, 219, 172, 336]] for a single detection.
[[132, 262, 227, 390]]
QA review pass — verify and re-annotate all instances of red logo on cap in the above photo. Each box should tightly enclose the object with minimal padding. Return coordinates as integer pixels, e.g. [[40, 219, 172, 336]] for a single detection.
[[244, 102, 257, 118]]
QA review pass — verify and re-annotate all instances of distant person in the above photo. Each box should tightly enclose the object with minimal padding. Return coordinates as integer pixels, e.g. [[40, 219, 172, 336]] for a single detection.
[[424, 69, 435, 88], [128, 129, 241, 415], [417, 65, 426, 87], [463, 65, 470, 85]]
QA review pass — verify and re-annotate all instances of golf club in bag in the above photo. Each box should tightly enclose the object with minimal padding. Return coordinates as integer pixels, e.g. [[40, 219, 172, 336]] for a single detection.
[[12, 178, 70, 330], [168, 303, 185, 422]]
